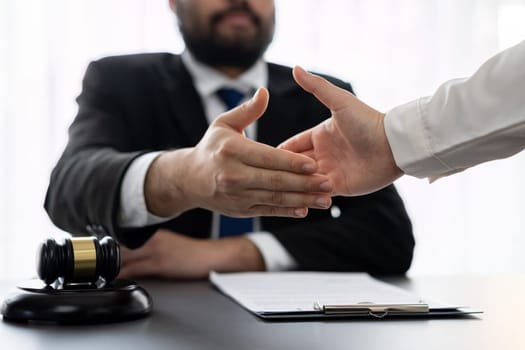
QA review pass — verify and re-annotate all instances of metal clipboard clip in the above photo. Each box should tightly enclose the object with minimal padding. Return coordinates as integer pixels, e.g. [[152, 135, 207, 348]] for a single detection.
[[314, 302, 429, 318]]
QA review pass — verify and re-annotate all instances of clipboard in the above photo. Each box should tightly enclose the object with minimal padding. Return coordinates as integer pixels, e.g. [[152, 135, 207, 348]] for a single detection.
[[210, 272, 482, 320], [257, 303, 480, 320]]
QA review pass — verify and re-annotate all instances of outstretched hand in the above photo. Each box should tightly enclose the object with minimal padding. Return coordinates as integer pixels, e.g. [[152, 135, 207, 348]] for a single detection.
[[279, 67, 403, 196], [145, 87, 333, 219]]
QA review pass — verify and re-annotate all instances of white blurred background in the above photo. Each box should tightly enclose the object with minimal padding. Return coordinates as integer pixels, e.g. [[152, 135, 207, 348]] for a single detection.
[[1, 0, 525, 279]]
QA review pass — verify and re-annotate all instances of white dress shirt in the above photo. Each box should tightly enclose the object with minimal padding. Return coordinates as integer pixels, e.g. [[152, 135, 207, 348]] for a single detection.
[[118, 51, 297, 271], [385, 40, 525, 179]]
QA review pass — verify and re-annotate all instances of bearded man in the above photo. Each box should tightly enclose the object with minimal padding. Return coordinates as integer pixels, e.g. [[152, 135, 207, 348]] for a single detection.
[[45, 0, 414, 278]]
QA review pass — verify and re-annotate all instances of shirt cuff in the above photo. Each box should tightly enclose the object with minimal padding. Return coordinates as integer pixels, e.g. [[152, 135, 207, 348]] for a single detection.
[[246, 232, 297, 271], [118, 151, 174, 228], [384, 97, 454, 178]]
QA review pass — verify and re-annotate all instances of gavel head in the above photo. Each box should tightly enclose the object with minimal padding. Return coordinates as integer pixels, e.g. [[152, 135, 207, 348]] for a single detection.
[[37, 236, 120, 285]]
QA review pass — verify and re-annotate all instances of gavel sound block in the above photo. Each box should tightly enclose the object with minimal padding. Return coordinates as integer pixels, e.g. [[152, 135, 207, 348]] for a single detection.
[[1, 236, 152, 324]]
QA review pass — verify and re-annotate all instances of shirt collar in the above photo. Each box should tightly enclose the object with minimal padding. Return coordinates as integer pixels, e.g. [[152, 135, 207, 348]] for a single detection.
[[181, 50, 268, 98]]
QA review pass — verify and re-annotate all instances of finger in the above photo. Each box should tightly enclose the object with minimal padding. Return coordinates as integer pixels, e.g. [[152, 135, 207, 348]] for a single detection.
[[301, 149, 316, 159], [237, 139, 319, 174], [293, 66, 355, 112], [278, 127, 314, 153], [244, 189, 332, 210], [242, 205, 310, 218], [214, 87, 269, 133], [243, 169, 332, 194], [243, 204, 328, 218]]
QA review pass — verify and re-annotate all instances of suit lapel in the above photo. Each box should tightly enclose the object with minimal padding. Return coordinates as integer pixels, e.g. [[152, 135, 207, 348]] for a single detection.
[[163, 55, 209, 146]]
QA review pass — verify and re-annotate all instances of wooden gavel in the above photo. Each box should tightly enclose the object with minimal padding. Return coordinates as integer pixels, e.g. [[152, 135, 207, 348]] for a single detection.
[[36, 236, 120, 285]]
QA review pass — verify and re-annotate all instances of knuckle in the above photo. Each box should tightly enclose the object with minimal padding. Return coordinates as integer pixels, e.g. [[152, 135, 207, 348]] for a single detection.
[[238, 102, 248, 114], [245, 206, 258, 217], [268, 206, 279, 216], [270, 191, 284, 205], [253, 205, 282, 217], [253, 170, 263, 186], [310, 179, 321, 192], [258, 205, 277, 216], [216, 139, 237, 158], [303, 195, 314, 207], [269, 173, 284, 190], [215, 171, 242, 189], [290, 158, 301, 171], [261, 154, 275, 168]]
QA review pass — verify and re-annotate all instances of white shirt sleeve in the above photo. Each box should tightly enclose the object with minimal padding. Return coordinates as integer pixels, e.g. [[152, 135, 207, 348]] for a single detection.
[[385, 40, 525, 179], [246, 232, 298, 271], [118, 151, 175, 228]]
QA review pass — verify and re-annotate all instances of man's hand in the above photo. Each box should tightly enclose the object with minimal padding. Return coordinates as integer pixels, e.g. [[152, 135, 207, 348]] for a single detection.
[[279, 67, 403, 196], [145, 87, 333, 218], [118, 229, 265, 279]]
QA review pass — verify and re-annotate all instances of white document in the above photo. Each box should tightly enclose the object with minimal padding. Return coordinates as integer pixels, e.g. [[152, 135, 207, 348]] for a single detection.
[[210, 271, 426, 314]]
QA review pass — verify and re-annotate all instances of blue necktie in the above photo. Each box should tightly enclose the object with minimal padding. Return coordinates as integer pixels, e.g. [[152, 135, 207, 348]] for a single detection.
[[216, 87, 254, 237]]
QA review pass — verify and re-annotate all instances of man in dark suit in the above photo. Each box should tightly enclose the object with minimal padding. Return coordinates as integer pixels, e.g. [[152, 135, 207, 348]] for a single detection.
[[45, 0, 414, 278]]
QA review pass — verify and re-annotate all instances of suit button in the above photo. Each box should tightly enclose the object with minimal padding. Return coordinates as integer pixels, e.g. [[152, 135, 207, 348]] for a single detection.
[[330, 205, 341, 218]]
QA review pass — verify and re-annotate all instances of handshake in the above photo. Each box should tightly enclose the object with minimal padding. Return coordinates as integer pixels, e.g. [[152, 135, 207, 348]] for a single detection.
[[146, 66, 400, 220]]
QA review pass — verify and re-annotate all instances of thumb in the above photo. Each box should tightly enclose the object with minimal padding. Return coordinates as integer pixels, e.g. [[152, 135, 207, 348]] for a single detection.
[[293, 66, 354, 112], [278, 127, 315, 154], [215, 87, 269, 132]]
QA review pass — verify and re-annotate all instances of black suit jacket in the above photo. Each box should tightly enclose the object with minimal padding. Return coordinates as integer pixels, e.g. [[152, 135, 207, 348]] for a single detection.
[[45, 53, 414, 274]]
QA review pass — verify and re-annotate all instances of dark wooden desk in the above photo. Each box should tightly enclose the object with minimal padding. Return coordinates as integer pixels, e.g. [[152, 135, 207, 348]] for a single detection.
[[1, 275, 524, 349]]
